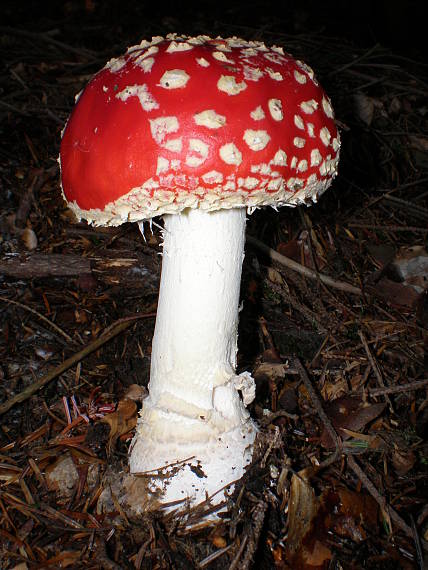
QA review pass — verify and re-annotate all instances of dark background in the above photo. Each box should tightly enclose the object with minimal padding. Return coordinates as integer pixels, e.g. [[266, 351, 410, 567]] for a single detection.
[[1, 0, 425, 57]]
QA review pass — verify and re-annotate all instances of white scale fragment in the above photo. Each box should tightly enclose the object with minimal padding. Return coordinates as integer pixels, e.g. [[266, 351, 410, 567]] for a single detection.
[[159, 69, 190, 89], [220, 143, 242, 165], [115, 84, 159, 112], [194, 110, 226, 129], [149, 116, 179, 145], [217, 75, 247, 95], [243, 130, 271, 151], [268, 99, 283, 121]]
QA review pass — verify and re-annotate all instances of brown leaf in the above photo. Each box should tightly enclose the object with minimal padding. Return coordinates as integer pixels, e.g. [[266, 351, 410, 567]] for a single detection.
[[372, 277, 420, 309], [321, 396, 386, 448], [123, 384, 148, 402], [391, 448, 416, 476], [286, 468, 331, 568], [287, 478, 379, 569], [101, 398, 137, 451]]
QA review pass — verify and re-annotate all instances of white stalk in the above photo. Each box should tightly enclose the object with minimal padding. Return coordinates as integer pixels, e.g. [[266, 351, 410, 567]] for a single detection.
[[129, 207, 256, 509]]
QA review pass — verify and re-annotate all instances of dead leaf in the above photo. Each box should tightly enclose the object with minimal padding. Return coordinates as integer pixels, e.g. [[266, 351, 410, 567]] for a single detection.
[[391, 448, 416, 476], [124, 384, 148, 402], [287, 475, 379, 569], [330, 487, 378, 541], [353, 92, 376, 125], [389, 245, 428, 292], [101, 398, 137, 451], [372, 277, 420, 309], [20, 228, 38, 250], [409, 135, 428, 152], [286, 468, 330, 568], [321, 396, 386, 448]]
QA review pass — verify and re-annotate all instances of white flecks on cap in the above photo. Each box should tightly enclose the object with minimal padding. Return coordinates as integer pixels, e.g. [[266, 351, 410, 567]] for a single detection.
[[150, 36, 164, 45], [159, 69, 190, 89], [310, 148, 322, 166], [202, 170, 224, 184], [332, 137, 340, 152], [242, 177, 259, 190], [149, 116, 179, 145], [156, 156, 170, 175], [297, 60, 316, 82], [135, 57, 155, 73], [271, 45, 285, 55], [105, 56, 127, 73], [133, 45, 159, 59], [186, 139, 209, 167], [272, 149, 287, 166], [266, 68, 283, 81], [166, 41, 194, 52], [243, 130, 271, 151], [268, 99, 283, 121], [290, 156, 298, 169], [287, 177, 304, 191], [241, 47, 259, 57], [116, 84, 159, 112], [307, 123, 315, 138], [194, 110, 226, 129], [320, 127, 331, 147], [293, 137, 306, 148], [224, 180, 236, 191], [268, 178, 282, 191], [211, 40, 233, 52], [307, 173, 318, 185], [263, 52, 286, 65], [322, 96, 334, 118], [243, 66, 264, 82], [220, 143, 242, 165], [300, 99, 318, 114], [294, 115, 305, 130], [294, 70, 307, 84], [320, 156, 338, 176], [162, 138, 183, 152], [212, 51, 235, 64], [250, 106, 265, 121], [217, 75, 247, 95], [297, 159, 308, 172], [196, 57, 210, 67]]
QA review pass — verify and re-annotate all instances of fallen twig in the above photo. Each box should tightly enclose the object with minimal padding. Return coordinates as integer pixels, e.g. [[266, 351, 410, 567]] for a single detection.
[[363, 378, 428, 397], [346, 455, 417, 542], [359, 330, 393, 409], [0, 313, 155, 416], [0, 296, 74, 344], [294, 357, 342, 469], [247, 236, 362, 296], [239, 499, 268, 569]]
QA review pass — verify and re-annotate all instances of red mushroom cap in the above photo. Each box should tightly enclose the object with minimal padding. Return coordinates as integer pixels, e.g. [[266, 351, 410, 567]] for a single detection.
[[60, 34, 340, 226]]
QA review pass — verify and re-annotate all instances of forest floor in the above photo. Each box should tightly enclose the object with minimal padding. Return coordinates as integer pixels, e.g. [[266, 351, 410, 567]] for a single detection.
[[0, 1, 427, 568]]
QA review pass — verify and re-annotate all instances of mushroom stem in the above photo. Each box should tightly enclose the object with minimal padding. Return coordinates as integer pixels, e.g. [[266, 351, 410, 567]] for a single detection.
[[129, 207, 256, 508]]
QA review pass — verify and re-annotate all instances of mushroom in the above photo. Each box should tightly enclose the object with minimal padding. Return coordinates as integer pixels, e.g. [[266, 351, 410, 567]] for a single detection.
[[60, 34, 340, 511]]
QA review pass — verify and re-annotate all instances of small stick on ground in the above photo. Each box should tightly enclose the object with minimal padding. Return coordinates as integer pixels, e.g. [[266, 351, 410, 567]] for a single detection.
[[0, 296, 74, 343], [294, 357, 342, 468], [359, 330, 393, 409], [247, 235, 362, 296], [240, 499, 268, 570], [0, 313, 155, 416], [346, 455, 417, 542]]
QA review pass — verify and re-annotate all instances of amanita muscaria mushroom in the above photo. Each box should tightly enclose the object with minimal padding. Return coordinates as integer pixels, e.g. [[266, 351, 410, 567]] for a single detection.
[[60, 34, 340, 511]]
